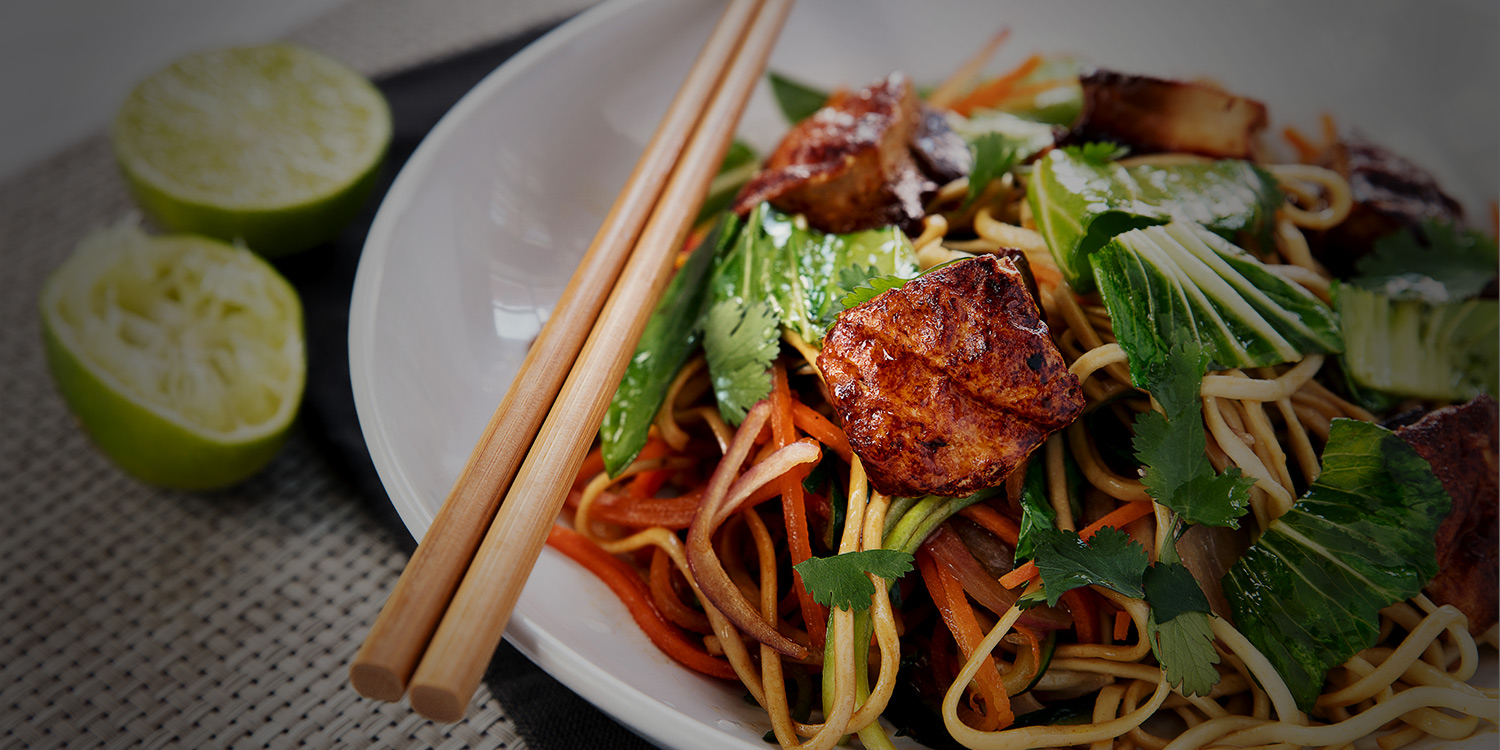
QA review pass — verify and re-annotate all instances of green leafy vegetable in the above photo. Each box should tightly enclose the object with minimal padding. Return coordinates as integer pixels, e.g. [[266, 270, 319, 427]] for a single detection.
[[1027, 148, 1282, 290], [1350, 219, 1499, 303], [1071, 142, 1130, 164], [1336, 282, 1498, 401], [1146, 607, 1220, 697], [794, 549, 915, 612], [600, 216, 740, 475], [702, 298, 779, 424], [1131, 338, 1255, 528], [1142, 560, 1211, 625], [695, 140, 760, 225], [1223, 418, 1451, 711], [1093, 221, 1343, 378], [964, 132, 1022, 208], [1031, 526, 1149, 607], [768, 72, 829, 123], [1013, 458, 1055, 563], [838, 271, 911, 310], [711, 202, 919, 346]]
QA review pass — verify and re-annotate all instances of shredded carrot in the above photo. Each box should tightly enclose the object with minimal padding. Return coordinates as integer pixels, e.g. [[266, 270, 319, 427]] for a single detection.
[[547, 525, 736, 679], [1059, 588, 1100, 644], [988, 77, 1069, 107], [1283, 126, 1321, 163], [917, 548, 1013, 731], [927, 27, 1011, 109], [1320, 113, 1338, 149], [998, 501, 1155, 590], [771, 363, 826, 650], [625, 437, 673, 499], [1113, 610, 1131, 642], [790, 400, 852, 463], [957, 503, 1020, 546], [948, 54, 1044, 117]]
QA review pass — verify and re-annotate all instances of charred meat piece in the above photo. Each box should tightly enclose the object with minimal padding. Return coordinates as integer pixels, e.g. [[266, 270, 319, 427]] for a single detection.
[[817, 255, 1084, 497], [1310, 135, 1465, 279], [732, 73, 932, 235], [1066, 69, 1268, 159], [1396, 394, 1499, 634], [910, 105, 972, 186]]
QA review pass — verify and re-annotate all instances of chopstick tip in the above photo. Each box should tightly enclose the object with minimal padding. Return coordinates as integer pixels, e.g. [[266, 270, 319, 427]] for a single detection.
[[410, 684, 468, 723], [350, 662, 408, 703]]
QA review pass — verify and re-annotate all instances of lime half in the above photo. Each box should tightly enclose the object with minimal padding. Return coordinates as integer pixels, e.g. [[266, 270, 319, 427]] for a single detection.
[[41, 220, 306, 490], [112, 43, 391, 257]]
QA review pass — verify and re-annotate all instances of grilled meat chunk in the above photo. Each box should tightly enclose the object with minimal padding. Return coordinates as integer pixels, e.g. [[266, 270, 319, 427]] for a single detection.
[[1310, 135, 1466, 279], [817, 255, 1084, 497], [910, 105, 972, 185], [732, 73, 932, 234], [1067, 69, 1268, 159], [1396, 395, 1499, 634]]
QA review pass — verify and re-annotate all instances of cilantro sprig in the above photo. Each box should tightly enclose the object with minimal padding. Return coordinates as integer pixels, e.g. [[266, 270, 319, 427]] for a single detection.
[[702, 298, 779, 424], [1132, 339, 1255, 528], [1351, 219, 1499, 303], [794, 549, 914, 612]]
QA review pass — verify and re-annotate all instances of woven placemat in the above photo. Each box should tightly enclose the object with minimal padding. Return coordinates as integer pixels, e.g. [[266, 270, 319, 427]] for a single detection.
[[0, 1, 664, 748]]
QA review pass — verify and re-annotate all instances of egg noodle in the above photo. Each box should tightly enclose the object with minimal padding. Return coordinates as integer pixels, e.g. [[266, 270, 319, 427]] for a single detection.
[[547, 150, 1499, 749]]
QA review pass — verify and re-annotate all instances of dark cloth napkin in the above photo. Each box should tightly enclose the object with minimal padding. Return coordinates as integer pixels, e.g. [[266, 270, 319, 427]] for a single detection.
[[274, 20, 659, 750]]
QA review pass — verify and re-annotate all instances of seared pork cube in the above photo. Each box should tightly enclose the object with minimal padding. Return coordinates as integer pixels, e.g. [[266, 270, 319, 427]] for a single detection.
[[817, 255, 1083, 497], [1068, 69, 1268, 159]]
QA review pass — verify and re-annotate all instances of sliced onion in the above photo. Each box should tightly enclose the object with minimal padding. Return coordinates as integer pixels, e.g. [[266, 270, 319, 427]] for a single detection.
[[927, 523, 1073, 631], [686, 401, 818, 660]]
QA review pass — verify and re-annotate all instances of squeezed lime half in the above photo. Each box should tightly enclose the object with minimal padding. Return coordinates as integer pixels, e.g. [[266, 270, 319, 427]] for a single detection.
[[41, 220, 307, 489], [111, 43, 391, 257]]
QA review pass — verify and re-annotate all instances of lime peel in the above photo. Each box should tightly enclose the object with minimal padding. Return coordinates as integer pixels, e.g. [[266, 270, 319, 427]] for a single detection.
[[41, 219, 306, 489]]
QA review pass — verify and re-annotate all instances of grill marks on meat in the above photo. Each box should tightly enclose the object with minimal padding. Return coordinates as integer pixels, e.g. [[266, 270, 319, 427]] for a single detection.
[[1067, 69, 1268, 160], [1396, 395, 1499, 634], [731, 73, 957, 235], [817, 255, 1084, 498], [1310, 135, 1466, 279]]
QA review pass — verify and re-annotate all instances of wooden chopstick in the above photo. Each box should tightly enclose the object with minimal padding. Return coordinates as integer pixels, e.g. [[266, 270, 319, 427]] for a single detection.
[[348, 0, 770, 704], [405, 0, 795, 723]]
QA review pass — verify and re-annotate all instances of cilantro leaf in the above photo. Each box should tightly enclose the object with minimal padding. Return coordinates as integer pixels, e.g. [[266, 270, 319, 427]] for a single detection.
[[1224, 418, 1452, 711], [1143, 561, 1211, 626], [1132, 338, 1254, 528], [702, 298, 779, 424], [838, 272, 909, 310], [1013, 458, 1055, 564], [768, 72, 829, 124], [1146, 608, 1221, 697], [1031, 526, 1149, 607], [794, 549, 915, 612], [964, 132, 1021, 208], [1351, 219, 1499, 303]]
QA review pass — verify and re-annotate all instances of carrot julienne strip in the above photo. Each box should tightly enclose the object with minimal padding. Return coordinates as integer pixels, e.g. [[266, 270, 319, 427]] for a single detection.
[[790, 400, 852, 463], [948, 54, 1044, 116], [547, 525, 736, 679], [917, 547, 1013, 731], [771, 363, 826, 650], [957, 503, 1020, 546], [1113, 610, 1131, 642]]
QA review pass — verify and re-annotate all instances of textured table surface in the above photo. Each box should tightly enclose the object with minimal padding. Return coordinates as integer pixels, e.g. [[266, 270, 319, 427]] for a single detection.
[[0, 1, 607, 748]]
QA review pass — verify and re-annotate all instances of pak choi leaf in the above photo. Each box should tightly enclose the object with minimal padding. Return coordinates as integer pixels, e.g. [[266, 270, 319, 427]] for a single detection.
[[1027, 148, 1282, 290], [1350, 219, 1499, 303], [1092, 221, 1342, 380], [1336, 282, 1498, 401], [1222, 418, 1451, 711]]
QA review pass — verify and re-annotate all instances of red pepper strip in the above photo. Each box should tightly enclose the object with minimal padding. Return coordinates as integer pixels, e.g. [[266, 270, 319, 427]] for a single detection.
[[1060, 588, 1101, 644], [588, 488, 703, 530], [547, 525, 736, 679], [790, 400, 852, 464], [948, 54, 1043, 116], [957, 504, 1020, 546], [999, 501, 1154, 590], [917, 547, 1013, 731], [771, 363, 826, 650]]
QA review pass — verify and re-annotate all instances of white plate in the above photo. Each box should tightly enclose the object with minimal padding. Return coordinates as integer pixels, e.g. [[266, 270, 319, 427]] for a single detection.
[[349, 1, 1499, 747]]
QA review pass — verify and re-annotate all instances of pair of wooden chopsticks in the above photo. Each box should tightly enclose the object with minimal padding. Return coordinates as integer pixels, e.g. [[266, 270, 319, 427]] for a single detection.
[[350, 0, 794, 722]]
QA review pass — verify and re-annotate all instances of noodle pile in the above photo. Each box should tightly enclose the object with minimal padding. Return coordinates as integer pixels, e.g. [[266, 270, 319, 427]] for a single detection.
[[550, 131, 1497, 748]]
